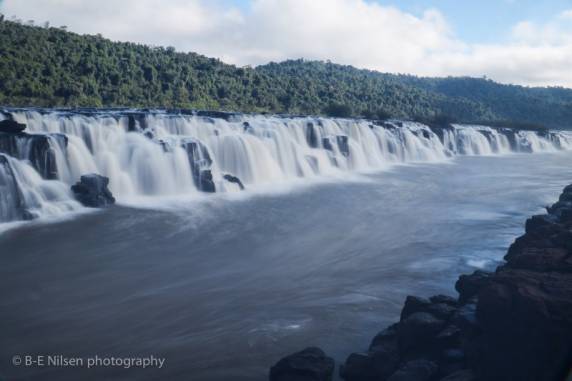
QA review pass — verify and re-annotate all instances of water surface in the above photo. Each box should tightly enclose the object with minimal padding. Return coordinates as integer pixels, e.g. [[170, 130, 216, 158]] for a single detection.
[[1, 151, 572, 380]]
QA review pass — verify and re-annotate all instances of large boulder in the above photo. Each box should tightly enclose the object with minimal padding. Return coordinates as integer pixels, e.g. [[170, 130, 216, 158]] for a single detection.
[[524, 214, 563, 238], [270, 347, 335, 381], [341, 325, 400, 381], [438, 370, 476, 381], [386, 359, 437, 381], [470, 269, 572, 381], [398, 312, 446, 353], [455, 270, 492, 304], [340, 348, 399, 381], [71, 174, 115, 208], [0, 119, 26, 133], [505, 247, 572, 273], [400, 296, 456, 321]]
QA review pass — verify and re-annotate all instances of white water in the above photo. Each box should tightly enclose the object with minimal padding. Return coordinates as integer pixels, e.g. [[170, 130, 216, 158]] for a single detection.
[[1, 110, 572, 224], [0, 153, 80, 222]]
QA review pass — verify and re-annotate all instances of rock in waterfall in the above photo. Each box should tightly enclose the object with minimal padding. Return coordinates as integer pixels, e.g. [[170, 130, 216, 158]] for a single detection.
[[71, 174, 116, 208], [0, 119, 26, 134]]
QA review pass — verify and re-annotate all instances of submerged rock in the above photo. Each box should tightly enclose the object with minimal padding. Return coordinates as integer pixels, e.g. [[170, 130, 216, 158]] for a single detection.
[[336, 135, 350, 157], [322, 135, 350, 157], [270, 347, 335, 381], [71, 174, 115, 207], [198, 170, 216, 193], [0, 119, 26, 133], [306, 122, 319, 148], [223, 174, 245, 190]]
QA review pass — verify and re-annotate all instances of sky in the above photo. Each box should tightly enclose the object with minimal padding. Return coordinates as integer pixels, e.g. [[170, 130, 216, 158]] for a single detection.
[[1, 0, 572, 87]]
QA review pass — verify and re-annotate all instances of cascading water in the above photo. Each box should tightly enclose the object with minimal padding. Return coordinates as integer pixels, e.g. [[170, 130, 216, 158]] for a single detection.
[[1, 109, 572, 225], [0, 153, 80, 222]]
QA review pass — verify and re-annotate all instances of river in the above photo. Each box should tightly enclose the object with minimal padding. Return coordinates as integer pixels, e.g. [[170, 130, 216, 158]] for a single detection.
[[1, 141, 572, 380]]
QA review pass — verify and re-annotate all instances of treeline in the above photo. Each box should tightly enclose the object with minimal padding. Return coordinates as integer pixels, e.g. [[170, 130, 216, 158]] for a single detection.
[[1, 17, 571, 128]]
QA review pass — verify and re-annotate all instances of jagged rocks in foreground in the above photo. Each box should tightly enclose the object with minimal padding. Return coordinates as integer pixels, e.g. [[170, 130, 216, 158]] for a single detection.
[[270, 347, 335, 381], [272, 184, 572, 381], [71, 174, 116, 208]]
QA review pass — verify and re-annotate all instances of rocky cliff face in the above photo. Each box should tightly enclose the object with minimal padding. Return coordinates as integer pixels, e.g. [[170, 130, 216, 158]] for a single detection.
[[271, 185, 572, 381]]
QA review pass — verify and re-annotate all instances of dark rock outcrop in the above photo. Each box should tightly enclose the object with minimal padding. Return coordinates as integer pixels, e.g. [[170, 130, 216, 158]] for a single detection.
[[195, 110, 236, 121], [455, 271, 492, 304], [270, 347, 335, 381], [0, 119, 26, 133], [323, 135, 350, 157], [439, 370, 476, 381], [306, 122, 319, 148], [71, 174, 116, 207], [223, 174, 245, 190], [181, 139, 215, 192], [0, 154, 35, 221], [262, 184, 572, 381], [0, 132, 67, 180], [197, 170, 216, 193], [386, 359, 437, 381], [334, 183, 572, 381], [336, 136, 350, 156], [126, 113, 147, 132]]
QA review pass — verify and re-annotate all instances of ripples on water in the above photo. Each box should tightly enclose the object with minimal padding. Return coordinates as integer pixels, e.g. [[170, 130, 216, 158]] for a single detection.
[[1, 152, 572, 380]]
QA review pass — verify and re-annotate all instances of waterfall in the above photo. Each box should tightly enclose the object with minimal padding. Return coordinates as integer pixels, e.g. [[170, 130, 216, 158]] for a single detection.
[[1, 109, 572, 224], [0, 153, 80, 222]]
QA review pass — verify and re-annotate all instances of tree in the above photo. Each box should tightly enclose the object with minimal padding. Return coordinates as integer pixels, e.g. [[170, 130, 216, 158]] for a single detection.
[[324, 103, 353, 118], [0, 18, 570, 129]]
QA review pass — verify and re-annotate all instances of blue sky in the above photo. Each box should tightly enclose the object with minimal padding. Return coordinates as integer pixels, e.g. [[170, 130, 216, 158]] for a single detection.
[[1, 0, 571, 86], [220, 0, 572, 43], [4, 0, 568, 44], [377, 0, 572, 42]]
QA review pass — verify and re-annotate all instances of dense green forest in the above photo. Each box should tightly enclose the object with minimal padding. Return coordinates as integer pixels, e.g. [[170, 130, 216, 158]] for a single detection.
[[1, 17, 571, 128]]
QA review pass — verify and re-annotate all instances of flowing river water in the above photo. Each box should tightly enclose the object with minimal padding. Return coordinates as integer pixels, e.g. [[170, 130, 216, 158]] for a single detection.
[[1, 110, 572, 380]]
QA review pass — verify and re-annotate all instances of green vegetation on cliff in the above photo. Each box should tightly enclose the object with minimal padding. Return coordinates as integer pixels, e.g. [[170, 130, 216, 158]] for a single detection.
[[1, 17, 571, 128]]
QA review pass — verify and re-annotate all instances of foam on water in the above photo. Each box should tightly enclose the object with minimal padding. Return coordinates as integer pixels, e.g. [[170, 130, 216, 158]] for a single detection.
[[1, 110, 572, 226]]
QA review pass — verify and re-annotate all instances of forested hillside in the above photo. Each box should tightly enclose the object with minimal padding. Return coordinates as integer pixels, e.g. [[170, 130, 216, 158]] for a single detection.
[[1, 17, 571, 128]]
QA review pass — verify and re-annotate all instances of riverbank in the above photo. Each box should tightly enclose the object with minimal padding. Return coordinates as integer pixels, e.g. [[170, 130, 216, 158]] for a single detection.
[[271, 184, 572, 381]]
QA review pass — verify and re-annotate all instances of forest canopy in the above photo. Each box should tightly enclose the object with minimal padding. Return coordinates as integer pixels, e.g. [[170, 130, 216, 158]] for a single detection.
[[1, 17, 571, 128]]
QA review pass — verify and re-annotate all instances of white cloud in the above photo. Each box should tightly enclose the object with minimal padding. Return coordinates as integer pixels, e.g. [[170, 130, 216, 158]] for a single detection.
[[1, 0, 572, 87], [560, 9, 572, 20]]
